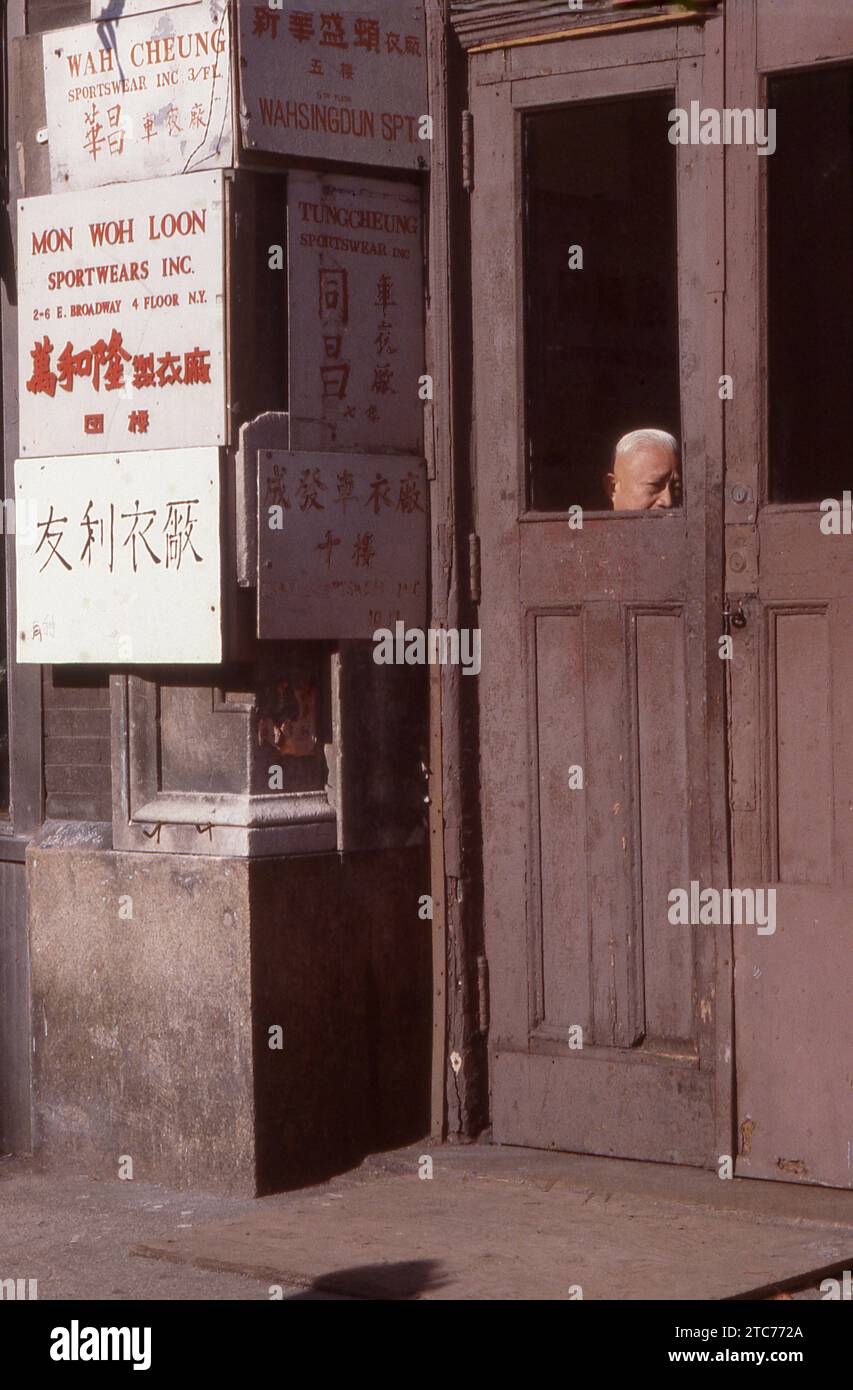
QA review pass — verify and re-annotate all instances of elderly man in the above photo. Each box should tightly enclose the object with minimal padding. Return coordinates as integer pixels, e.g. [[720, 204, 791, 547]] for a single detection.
[[606, 429, 681, 510]]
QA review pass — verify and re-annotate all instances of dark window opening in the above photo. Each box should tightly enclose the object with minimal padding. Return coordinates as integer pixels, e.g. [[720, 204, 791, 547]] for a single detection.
[[27, 1, 89, 34], [768, 67, 853, 504], [523, 93, 681, 513], [230, 172, 288, 432]]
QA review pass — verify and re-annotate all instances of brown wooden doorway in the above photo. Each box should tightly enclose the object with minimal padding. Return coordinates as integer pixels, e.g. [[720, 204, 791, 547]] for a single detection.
[[469, 14, 730, 1167]]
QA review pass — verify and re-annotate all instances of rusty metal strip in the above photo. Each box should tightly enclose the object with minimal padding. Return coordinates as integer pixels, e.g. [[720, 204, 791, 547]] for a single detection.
[[468, 12, 705, 54], [428, 664, 448, 1139], [425, 0, 451, 1141]]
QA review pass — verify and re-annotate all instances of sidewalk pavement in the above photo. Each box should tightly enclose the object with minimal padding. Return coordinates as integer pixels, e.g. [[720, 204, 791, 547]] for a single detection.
[[3, 1144, 853, 1300]]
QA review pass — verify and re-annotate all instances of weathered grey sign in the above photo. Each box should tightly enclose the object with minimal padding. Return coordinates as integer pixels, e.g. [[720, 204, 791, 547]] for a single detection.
[[45, 0, 232, 192], [15, 447, 222, 664], [239, 0, 429, 170], [288, 172, 424, 453], [258, 449, 427, 639], [19, 171, 227, 457]]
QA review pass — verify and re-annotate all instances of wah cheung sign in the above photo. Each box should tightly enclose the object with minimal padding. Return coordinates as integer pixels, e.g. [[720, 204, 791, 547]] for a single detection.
[[44, 0, 232, 192], [18, 171, 227, 458]]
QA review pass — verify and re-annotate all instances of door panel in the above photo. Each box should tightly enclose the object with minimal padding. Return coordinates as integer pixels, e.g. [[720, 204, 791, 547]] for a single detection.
[[473, 24, 728, 1165], [727, 0, 853, 1187]]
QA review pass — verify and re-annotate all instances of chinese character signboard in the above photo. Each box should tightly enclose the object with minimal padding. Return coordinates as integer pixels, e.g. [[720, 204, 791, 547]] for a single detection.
[[19, 171, 227, 457], [15, 448, 222, 664], [258, 450, 427, 639], [45, 0, 232, 192], [288, 173, 424, 453], [239, 1, 429, 170]]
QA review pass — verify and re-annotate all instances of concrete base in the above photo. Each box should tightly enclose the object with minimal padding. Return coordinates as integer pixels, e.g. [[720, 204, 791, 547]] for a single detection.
[[27, 845, 431, 1196]]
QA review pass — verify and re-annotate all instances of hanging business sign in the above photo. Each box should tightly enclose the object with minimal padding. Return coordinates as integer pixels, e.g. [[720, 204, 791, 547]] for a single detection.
[[19, 170, 227, 458], [15, 447, 222, 665], [239, 0, 429, 170], [258, 449, 428, 640], [44, 0, 232, 193], [288, 172, 424, 454]]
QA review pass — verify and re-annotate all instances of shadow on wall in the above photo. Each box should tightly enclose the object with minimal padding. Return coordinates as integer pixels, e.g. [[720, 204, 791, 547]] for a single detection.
[[250, 847, 433, 1194]]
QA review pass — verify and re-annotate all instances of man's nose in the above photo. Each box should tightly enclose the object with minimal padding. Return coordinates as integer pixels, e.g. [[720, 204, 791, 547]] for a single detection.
[[654, 484, 673, 508]]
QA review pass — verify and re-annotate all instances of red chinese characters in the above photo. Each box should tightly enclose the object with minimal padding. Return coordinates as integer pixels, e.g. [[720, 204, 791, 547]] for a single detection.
[[26, 333, 212, 398], [82, 102, 127, 161], [268, 464, 424, 579], [250, 7, 422, 58]]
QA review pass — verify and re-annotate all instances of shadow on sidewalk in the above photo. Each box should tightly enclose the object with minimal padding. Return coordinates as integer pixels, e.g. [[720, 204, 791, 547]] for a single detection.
[[284, 1259, 451, 1300]]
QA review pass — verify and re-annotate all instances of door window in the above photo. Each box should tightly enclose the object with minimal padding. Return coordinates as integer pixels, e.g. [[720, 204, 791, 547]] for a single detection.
[[523, 93, 681, 513], [767, 66, 853, 503]]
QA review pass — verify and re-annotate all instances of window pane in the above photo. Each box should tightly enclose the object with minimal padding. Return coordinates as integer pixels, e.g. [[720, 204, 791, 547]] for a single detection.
[[768, 67, 853, 504], [523, 93, 681, 512]]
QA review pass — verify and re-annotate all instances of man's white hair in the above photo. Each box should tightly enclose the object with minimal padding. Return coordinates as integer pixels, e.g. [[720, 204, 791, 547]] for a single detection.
[[614, 428, 679, 462]]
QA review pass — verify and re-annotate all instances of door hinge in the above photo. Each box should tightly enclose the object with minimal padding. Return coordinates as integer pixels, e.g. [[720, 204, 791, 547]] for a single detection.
[[462, 109, 474, 192], [477, 955, 489, 1035], [468, 532, 481, 605], [424, 400, 436, 480]]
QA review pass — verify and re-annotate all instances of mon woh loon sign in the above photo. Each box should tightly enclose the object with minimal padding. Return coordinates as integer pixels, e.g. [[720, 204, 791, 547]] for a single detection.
[[15, 448, 222, 665], [44, 0, 232, 192], [18, 171, 226, 457], [239, 0, 430, 169]]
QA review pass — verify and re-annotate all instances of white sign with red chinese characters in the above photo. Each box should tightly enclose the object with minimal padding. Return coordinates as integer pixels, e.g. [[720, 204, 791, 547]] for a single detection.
[[45, 0, 232, 193], [258, 449, 428, 640], [18, 171, 226, 457], [288, 173, 424, 453], [15, 447, 222, 664], [239, 1, 429, 170]]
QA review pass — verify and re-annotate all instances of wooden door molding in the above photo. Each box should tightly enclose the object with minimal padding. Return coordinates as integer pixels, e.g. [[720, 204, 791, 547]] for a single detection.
[[725, 0, 853, 1189], [451, 2, 711, 56]]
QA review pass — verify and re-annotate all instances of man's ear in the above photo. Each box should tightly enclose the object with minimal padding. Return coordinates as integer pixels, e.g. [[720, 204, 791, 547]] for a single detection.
[[605, 472, 616, 503]]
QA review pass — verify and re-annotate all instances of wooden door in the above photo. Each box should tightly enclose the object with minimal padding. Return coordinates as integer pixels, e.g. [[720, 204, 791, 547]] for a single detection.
[[727, 0, 853, 1189], [471, 16, 730, 1165]]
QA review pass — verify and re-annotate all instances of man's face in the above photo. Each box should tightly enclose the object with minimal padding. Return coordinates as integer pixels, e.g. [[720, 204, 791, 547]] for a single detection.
[[608, 444, 681, 511]]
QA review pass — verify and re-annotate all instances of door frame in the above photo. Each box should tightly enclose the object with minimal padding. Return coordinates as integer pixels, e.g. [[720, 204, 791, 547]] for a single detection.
[[724, 0, 853, 1187], [0, 0, 43, 1155], [428, 0, 733, 1159]]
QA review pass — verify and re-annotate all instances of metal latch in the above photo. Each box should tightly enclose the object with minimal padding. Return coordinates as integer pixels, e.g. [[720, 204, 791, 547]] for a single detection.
[[723, 597, 748, 631]]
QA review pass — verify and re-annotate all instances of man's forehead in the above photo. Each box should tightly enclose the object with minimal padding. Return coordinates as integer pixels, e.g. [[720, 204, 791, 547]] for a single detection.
[[617, 445, 678, 475]]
